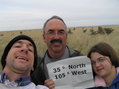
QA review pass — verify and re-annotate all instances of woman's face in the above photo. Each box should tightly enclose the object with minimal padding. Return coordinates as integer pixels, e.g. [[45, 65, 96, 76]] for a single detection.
[[90, 52, 114, 77]]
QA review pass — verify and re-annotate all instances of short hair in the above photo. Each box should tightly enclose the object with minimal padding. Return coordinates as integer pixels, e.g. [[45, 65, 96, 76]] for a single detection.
[[87, 42, 119, 67], [43, 15, 67, 31]]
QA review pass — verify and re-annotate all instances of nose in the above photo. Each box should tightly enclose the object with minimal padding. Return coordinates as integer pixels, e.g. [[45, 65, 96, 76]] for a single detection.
[[53, 32, 60, 39], [95, 61, 101, 67], [20, 45, 28, 53]]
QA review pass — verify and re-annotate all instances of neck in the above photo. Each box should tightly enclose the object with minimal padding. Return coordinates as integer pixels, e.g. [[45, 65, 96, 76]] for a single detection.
[[103, 66, 117, 86], [3, 67, 30, 82], [48, 48, 66, 59]]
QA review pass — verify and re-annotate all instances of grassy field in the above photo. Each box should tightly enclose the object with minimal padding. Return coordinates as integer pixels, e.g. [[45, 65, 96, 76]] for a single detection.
[[0, 25, 119, 71]]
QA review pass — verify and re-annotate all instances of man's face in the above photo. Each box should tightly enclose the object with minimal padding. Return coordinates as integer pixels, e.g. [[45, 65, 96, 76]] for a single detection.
[[5, 40, 34, 75], [43, 19, 67, 53]]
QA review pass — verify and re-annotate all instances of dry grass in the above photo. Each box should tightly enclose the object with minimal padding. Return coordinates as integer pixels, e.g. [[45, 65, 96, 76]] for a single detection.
[[0, 25, 119, 71]]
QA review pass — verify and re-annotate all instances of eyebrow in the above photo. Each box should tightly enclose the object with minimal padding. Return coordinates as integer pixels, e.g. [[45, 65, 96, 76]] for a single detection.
[[15, 40, 33, 47], [97, 56, 105, 59], [15, 40, 22, 43]]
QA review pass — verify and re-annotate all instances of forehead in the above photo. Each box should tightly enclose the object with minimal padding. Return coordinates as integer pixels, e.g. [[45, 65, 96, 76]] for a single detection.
[[45, 19, 66, 31], [14, 40, 33, 46], [91, 52, 104, 60]]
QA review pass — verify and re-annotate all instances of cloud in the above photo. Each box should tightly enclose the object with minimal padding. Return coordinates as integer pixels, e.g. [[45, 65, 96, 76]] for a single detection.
[[0, 0, 119, 31]]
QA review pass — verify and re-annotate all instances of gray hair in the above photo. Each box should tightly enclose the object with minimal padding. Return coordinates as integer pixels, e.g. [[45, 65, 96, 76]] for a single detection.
[[43, 15, 67, 30]]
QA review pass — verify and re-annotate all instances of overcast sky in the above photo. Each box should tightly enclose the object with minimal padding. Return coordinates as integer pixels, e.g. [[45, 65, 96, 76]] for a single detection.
[[0, 0, 119, 31]]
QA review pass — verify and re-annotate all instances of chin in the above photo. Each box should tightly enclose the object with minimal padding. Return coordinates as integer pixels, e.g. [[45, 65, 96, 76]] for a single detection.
[[52, 48, 62, 52], [97, 72, 106, 77]]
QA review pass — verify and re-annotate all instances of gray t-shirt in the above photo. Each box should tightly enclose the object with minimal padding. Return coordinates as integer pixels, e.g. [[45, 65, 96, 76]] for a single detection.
[[44, 47, 69, 79]]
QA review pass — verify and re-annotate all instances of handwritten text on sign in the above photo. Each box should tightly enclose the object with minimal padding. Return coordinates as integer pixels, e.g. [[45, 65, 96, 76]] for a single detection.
[[47, 56, 94, 89]]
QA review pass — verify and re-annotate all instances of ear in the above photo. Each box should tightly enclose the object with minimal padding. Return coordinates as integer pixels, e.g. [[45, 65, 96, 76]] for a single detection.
[[43, 33, 46, 43], [43, 33, 45, 40], [66, 33, 68, 38], [66, 33, 68, 43]]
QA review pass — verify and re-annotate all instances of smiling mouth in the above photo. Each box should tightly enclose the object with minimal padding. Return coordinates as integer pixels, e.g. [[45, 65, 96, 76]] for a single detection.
[[97, 68, 104, 72], [16, 57, 29, 61]]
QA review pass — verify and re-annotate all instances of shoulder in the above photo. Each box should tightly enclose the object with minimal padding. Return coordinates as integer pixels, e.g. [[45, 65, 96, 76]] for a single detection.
[[111, 67, 119, 85], [36, 85, 49, 89], [94, 75, 106, 87], [37, 51, 47, 64], [23, 83, 48, 89], [113, 72, 119, 84], [116, 67, 119, 73], [67, 46, 83, 57], [39, 52, 46, 59], [86, 86, 107, 89]]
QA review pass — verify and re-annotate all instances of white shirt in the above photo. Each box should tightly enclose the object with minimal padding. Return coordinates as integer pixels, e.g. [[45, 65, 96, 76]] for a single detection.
[[0, 82, 49, 89]]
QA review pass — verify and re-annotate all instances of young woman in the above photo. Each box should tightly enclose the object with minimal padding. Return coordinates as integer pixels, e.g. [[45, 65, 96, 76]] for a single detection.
[[87, 42, 119, 89]]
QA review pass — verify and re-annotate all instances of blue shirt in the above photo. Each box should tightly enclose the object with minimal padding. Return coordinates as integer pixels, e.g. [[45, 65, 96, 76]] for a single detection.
[[0, 72, 31, 87]]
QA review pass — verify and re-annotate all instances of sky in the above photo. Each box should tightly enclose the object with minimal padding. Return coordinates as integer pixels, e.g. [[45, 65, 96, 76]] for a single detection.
[[0, 0, 119, 31]]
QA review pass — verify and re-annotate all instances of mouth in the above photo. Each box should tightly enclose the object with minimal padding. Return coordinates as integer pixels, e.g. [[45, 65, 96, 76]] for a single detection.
[[16, 56, 29, 61], [50, 39, 62, 44], [96, 68, 104, 72]]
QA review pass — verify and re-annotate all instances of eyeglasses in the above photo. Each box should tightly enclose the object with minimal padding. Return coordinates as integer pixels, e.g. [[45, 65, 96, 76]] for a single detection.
[[45, 30, 67, 36], [91, 56, 107, 65]]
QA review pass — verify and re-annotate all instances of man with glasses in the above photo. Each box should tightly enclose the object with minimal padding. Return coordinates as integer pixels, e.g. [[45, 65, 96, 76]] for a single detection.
[[32, 16, 82, 89]]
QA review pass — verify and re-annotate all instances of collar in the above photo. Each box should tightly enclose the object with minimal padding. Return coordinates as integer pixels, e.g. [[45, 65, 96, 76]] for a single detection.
[[94, 67, 119, 87], [0, 72, 31, 87]]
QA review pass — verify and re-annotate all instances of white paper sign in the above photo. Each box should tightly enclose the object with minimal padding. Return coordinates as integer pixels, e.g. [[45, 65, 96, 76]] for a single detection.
[[47, 56, 94, 89]]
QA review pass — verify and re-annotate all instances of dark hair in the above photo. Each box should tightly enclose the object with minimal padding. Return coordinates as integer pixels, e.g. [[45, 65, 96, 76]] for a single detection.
[[87, 42, 119, 75], [1, 35, 38, 74], [43, 15, 67, 31]]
